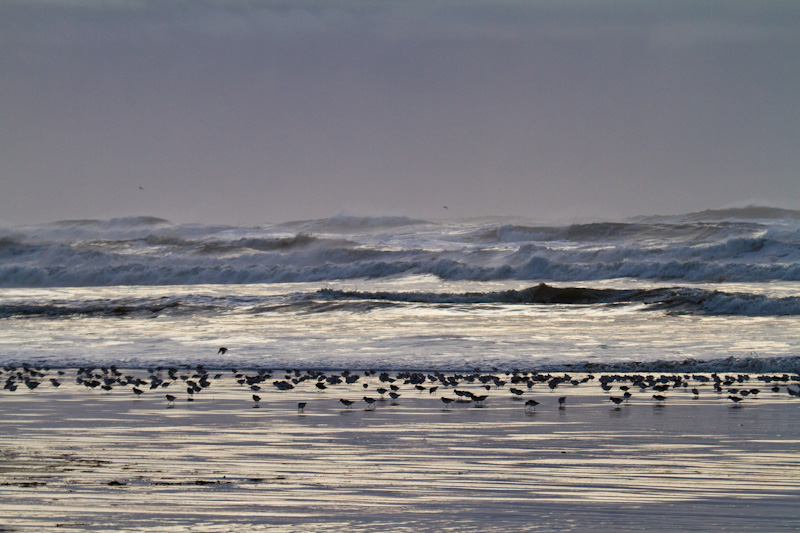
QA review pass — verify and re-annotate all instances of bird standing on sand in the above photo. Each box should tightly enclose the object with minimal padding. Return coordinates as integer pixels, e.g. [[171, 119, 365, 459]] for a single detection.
[[252, 394, 261, 408], [609, 397, 624, 407], [339, 399, 355, 409], [165, 394, 176, 406], [363, 397, 377, 410], [297, 402, 307, 414], [558, 396, 566, 408], [441, 397, 455, 409], [652, 394, 667, 403], [525, 399, 539, 412]]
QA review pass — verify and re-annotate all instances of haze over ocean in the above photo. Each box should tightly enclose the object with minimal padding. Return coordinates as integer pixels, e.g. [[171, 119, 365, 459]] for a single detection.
[[1, 1, 799, 225]]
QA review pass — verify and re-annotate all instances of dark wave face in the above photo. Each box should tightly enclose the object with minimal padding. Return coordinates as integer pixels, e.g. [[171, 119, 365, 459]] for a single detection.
[[3, 282, 798, 319], [315, 283, 800, 316], [1, 207, 799, 287]]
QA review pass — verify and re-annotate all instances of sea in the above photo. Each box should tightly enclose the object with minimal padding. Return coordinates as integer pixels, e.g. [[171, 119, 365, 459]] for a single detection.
[[2, 206, 799, 373]]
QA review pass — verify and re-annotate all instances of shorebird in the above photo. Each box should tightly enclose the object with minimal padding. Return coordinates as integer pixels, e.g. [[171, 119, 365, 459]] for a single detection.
[[363, 396, 377, 410], [389, 392, 400, 405], [339, 399, 355, 409], [524, 399, 539, 412], [609, 396, 624, 407], [165, 394, 176, 406], [297, 402, 307, 414], [441, 397, 455, 409], [252, 394, 261, 408], [132, 387, 143, 398], [691, 388, 700, 398], [652, 394, 667, 403], [558, 396, 566, 408], [728, 395, 743, 405]]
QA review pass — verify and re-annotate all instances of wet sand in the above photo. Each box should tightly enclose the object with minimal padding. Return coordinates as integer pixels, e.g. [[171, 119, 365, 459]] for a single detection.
[[2, 370, 799, 531]]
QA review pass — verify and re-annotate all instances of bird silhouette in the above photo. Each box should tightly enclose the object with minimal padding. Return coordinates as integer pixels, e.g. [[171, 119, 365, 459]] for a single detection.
[[363, 397, 377, 410], [524, 399, 539, 411]]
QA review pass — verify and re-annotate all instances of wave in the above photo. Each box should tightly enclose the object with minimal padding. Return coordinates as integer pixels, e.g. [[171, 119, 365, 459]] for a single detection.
[[6, 354, 799, 375], [475, 220, 764, 245], [2, 211, 799, 287], [3, 253, 800, 287], [547, 355, 800, 374], [680, 206, 800, 222], [277, 215, 429, 233], [0, 299, 185, 319], [315, 283, 800, 316], [47, 216, 172, 229], [7, 283, 798, 319]]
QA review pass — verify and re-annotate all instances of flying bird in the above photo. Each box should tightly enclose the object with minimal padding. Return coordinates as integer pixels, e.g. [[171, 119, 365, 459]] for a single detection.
[[217, 347, 228, 355]]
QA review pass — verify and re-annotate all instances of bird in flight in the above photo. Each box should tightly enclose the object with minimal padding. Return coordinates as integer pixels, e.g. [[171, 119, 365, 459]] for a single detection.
[[217, 347, 228, 355]]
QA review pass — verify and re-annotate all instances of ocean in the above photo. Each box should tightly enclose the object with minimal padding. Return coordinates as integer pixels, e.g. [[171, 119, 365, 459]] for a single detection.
[[2, 206, 799, 372]]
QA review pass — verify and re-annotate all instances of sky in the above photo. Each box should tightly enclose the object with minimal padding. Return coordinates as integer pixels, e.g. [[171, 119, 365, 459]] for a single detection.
[[1, 0, 799, 225]]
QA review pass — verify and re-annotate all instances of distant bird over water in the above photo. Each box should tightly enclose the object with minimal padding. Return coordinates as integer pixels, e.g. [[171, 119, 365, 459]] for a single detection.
[[217, 347, 228, 355]]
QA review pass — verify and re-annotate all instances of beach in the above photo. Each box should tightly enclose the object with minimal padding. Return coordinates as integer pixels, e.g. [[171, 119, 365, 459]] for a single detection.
[[2, 369, 799, 532]]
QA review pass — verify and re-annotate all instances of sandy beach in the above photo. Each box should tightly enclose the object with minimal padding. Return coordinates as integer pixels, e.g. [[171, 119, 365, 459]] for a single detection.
[[2, 369, 799, 532]]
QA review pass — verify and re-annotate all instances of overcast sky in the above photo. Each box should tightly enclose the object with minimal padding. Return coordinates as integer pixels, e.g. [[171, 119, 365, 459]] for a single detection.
[[1, 0, 799, 225]]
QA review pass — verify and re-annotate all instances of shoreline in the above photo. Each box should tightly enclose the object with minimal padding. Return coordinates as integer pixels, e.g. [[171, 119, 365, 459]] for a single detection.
[[2, 369, 800, 531]]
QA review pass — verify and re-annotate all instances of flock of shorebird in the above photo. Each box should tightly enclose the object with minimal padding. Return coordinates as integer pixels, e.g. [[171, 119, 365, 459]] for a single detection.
[[3, 361, 800, 415]]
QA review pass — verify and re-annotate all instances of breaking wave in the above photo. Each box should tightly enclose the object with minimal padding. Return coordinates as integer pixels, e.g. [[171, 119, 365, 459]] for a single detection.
[[2, 208, 800, 287], [315, 283, 800, 316]]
